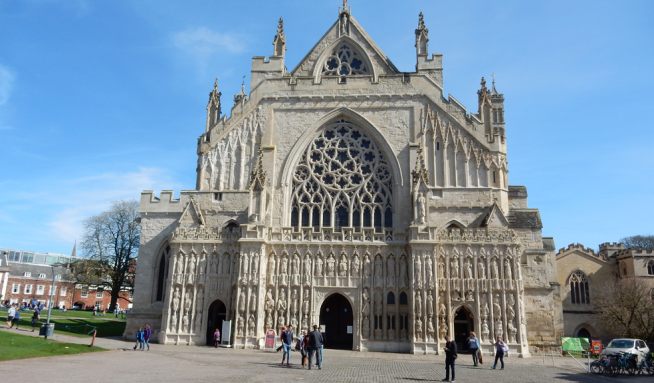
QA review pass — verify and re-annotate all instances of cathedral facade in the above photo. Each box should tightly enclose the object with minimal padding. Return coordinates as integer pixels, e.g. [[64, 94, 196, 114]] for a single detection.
[[127, 6, 562, 355]]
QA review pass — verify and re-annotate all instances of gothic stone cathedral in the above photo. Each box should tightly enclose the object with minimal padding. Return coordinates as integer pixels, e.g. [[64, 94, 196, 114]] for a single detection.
[[127, 6, 563, 355]]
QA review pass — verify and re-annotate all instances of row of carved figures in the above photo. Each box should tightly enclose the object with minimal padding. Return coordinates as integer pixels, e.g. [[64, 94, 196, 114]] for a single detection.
[[168, 284, 205, 335]]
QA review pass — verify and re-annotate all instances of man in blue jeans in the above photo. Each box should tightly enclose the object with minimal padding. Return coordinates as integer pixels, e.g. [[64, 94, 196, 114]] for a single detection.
[[307, 324, 324, 370], [281, 324, 294, 366], [443, 335, 457, 382]]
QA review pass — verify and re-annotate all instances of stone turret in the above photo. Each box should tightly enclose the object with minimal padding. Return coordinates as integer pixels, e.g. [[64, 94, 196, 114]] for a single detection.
[[414, 12, 443, 87]]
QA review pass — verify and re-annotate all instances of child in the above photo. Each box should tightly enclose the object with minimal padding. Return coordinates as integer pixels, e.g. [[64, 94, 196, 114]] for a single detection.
[[134, 327, 144, 350], [213, 328, 221, 348]]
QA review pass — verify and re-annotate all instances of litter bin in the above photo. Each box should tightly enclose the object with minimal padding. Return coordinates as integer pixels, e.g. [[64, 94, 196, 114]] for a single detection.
[[39, 323, 55, 337]]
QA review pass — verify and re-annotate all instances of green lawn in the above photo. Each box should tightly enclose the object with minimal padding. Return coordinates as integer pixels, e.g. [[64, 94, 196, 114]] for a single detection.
[[0, 331, 105, 361], [1, 308, 126, 337]]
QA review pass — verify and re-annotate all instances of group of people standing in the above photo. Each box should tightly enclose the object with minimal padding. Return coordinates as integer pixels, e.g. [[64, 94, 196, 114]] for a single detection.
[[442, 332, 509, 382], [279, 324, 324, 370], [133, 323, 152, 351]]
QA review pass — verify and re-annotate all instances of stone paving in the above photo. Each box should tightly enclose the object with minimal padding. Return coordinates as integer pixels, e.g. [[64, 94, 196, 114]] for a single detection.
[[0, 327, 647, 382]]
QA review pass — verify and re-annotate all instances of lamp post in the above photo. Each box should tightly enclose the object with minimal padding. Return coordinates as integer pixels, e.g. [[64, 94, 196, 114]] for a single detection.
[[44, 265, 56, 339]]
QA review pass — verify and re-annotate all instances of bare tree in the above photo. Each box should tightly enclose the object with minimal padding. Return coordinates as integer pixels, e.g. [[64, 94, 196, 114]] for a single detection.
[[595, 278, 654, 341], [81, 200, 140, 312], [620, 235, 654, 251]]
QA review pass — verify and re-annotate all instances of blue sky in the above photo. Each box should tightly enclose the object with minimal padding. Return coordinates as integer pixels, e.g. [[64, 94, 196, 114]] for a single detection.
[[0, 0, 652, 255]]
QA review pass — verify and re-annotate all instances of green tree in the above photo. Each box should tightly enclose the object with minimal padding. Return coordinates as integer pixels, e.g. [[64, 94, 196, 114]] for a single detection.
[[620, 235, 654, 250], [81, 200, 139, 312]]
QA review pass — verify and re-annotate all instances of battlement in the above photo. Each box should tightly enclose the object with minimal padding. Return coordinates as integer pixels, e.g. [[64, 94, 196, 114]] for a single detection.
[[613, 248, 654, 258], [599, 242, 625, 250], [140, 190, 183, 213], [556, 243, 597, 257]]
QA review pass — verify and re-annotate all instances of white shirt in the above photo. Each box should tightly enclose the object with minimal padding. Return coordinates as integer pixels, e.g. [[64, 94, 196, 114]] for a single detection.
[[8, 307, 16, 317]]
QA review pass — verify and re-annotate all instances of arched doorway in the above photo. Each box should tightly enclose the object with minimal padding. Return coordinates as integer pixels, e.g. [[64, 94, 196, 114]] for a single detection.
[[319, 293, 353, 350], [206, 299, 226, 346], [453, 306, 474, 353], [577, 327, 591, 341]]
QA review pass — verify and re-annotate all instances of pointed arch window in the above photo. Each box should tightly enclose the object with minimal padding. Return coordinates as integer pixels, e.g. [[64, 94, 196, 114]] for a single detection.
[[569, 271, 590, 305], [291, 119, 393, 231], [155, 245, 170, 302], [647, 260, 654, 275], [322, 42, 370, 77]]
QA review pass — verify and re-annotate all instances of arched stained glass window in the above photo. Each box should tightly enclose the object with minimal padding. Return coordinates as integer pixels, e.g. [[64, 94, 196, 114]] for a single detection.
[[291, 119, 393, 231], [569, 271, 590, 305], [322, 42, 370, 77]]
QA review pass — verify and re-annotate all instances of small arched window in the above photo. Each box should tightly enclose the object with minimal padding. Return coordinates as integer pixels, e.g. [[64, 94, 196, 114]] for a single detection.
[[647, 260, 654, 275], [399, 292, 408, 305], [155, 245, 170, 302], [387, 292, 395, 305], [569, 271, 590, 305], [322, 42, 370, 78]]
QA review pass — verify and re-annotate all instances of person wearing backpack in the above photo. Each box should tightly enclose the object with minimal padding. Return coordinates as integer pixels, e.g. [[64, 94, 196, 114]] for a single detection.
[[492, 336, 507, 369], [467, 332, 481, 366]]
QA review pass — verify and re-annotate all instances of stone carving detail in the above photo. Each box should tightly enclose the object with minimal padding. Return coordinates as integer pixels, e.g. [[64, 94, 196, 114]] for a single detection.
[[303, 254, 312, 285], [237, 315, 245, 336], [339, 253, 348, 277], [504, 259, 513, 280], [361, 288, 370, 338], [414, 255, 423, 287], [387, 255, 395, 286], [415, 317, 423, 340], [363, 254, 371, 279], [247, 314, 256, 336], [374, 255, 383, 287], [491, 258, 499, 279], [280, 255, 289, 285], [416, 192, 426, 225], [170, 286, 181, 330], [451, 257, 460, 279], [292, 253, 300, 285], [327, 253, 336, 277], [426, 290, 434, 317], [277, 288, 287, 326], [351, 254, 361, 276], [464, 259, 473, 279], [264, 289, 274, 330], [415, 290, 423, 317], [425, 255, 434, 287], [267, 254, 276, 285], [478, 259, 486, 279], [238, 290, 246, 313], [315, 254, 324, 277]]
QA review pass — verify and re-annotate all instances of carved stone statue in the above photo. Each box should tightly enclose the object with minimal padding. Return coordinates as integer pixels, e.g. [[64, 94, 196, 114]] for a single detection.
[[438, 318, 448, 340], [172, 286, 181, 313], [491, 258, 499, 279], [414, 256, 423, 287], [327, 254, 336, 276], [241, 252, 250, 277], [182, 313, 189, 333], [481, 320, 490, 341], [493, 294, 502, 320], [315, 255, 324, 276], [277, 288, 287, 315], [351, 254, 360, 276], [302, 294, 310, 315], [184, 289, 192, 312], [425, 256, 434, 287], [478, 260, 486, 279], [466, 290, 474, 301], [291, 289, 299, 315], [427, 318, 435, 340], [438, 260, 445, 279], [238, 290, 246, 313], [387, 256, 395, 285], [303, 254, 312, 284], [363, 254, 371, 278], [250, 252, 259, 282], [507, 305, 515, 322], [291, 254, 300, 285], [504, 259, 513, 280], [416, 192, 426, 225], [464, 259, 473, 279], [415, 318, 423, 339], [237, 315, 245, 336], [267, 255, 276, 285], [415, 291, 423, 317], [280, 256, 289, 284], [439, 303, 446, 319], [507, 320, 517, 343], [374, 255, 383, 286], [426, 291, 434, 317], [248, 314, 256, 336], [451, 258, 460, 279], [362, 288, 370, 314], [265, 289, 274, 312], [338, 253, 348, 277]]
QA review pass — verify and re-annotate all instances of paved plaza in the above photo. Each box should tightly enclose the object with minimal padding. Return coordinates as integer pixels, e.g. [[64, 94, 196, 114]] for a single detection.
[[0, 328, 648, 382]]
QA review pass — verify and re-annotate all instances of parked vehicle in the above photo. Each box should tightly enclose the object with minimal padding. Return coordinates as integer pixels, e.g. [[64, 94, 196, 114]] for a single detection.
[[601, 338, 650, 361]]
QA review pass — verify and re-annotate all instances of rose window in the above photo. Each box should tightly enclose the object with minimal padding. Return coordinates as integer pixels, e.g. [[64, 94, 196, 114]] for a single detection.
[[322, 43, 370, 77], [291, 119, 392, 230]]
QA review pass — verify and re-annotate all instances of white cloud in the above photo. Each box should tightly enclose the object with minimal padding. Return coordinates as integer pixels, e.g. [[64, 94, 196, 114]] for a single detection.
[[0, 64, 15, 105], [45, 167, 181, 244], [173, 27, 246, 58]]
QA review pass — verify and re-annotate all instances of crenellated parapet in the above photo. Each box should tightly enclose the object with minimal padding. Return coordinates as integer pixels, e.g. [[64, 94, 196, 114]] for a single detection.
[[555, 243, 598, 257]]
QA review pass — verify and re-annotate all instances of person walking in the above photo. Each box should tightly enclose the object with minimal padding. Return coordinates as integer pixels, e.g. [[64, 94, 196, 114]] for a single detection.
[[134, 327, 144, 350], [467, 331, 480, 366], [301, 330, 310, 368], [6, 303, 16, 328], [11, 309, 21, 329], [442, 335, 457, 382], [492, 336, 507, 370], [213, 327, 221, 348], [307, 324, 324, 370], [143, 323, 152, 351], [31, 309, 40, 332], [281, 324, 294, 366]]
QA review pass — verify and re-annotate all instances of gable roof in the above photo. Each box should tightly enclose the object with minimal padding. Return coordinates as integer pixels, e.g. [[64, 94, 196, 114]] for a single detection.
[[290, 12, 399, 79]]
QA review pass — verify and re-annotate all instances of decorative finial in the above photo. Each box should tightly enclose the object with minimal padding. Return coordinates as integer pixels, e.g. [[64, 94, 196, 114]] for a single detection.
[[418, 11, 425, 30], [277, 16, 284, 34], [491, 73, 498, 94], [273, 16, 286, 57], [415, 11, 429, 56], [240, 76, 246, 94], [213, 78, 219, 93], [339, 0, 350, 15]]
